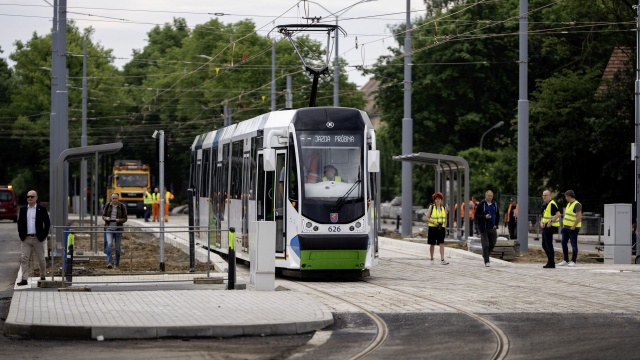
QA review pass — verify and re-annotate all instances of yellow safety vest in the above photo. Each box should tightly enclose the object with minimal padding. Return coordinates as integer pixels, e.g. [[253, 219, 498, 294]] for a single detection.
[[165, 191, 174, 203], [542, 200, 560, 227], [322, 176, 341, 182], [563, 201, 582, 228], [67, 233, 75, 252], [152, 193, 159, 203], [428, 205, 447, 227], [144, 191, 153, 204]]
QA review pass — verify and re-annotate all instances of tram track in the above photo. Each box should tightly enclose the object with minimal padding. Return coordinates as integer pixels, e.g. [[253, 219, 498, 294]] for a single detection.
[[292, 281, 389, 360], [291, 260, 510, 360], [358, 276, 510, 360]]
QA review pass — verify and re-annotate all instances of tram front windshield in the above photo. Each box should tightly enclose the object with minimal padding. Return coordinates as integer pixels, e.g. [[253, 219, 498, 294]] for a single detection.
[[298, 131, 364, 223]]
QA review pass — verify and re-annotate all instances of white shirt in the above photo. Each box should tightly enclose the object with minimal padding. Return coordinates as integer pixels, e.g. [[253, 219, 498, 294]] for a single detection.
[[26, 204, 37, 234]]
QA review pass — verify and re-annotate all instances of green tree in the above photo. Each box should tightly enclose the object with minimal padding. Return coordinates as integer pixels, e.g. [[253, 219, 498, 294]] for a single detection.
[[0, 46, 16, 186], [370, 0, 635, 209]]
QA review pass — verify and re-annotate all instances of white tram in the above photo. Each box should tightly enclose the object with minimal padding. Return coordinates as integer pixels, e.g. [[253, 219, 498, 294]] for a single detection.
[[189, 107, 380, 277]]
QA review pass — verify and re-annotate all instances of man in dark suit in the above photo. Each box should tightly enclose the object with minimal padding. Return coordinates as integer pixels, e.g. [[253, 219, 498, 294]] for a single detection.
[[16, 190, 50, 286]]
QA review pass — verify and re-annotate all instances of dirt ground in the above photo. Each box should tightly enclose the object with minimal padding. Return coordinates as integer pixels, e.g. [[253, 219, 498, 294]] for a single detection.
[[381, 229, 602, 264], [41, 223, 210, 277]]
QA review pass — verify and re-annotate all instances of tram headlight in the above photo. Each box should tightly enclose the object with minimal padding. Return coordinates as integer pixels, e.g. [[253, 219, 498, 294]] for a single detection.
[[313, 226, 318, 231], [355, 221, 362, 228], [349, 226, 355, 231], [306, 221, 313, 229]]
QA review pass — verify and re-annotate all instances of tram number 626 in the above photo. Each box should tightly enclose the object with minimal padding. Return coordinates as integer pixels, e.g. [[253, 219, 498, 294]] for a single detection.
[[328, 226, 341, 232]]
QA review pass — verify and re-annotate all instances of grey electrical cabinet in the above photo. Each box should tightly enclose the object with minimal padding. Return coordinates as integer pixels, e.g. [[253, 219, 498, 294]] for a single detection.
[[603, 204, 632, 264], [249, 221, 276, 290]]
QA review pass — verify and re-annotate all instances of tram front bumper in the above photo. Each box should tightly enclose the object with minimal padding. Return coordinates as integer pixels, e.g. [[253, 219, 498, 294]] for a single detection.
[[296, 234, 368, 270]]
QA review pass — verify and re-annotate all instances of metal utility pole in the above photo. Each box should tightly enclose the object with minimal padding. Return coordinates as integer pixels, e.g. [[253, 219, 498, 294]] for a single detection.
[[51, 0, 69, 239], [334, 17, 339, 107], [401, 0, 413, 237], [635, 1, 640, 244], [517, 0, 530, 251], [50, 0, 58, 212], [272, 38, 276, 111], [157, 130, 165, 272], [81, 37, 88, 223]]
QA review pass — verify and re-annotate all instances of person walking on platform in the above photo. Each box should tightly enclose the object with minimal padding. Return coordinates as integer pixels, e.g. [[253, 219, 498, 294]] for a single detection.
[[16, 190, 50, 285], [475, 190, 499, 267], [540, 190, 561, 268], [102, 192, 128, 269], [143, 187, 153, 222], [152, 187, 160, 222], [164, 187, 174, 222], [504, 197, 518, 240], [559, 190, 582, 267], [424, 192, 449, 265]]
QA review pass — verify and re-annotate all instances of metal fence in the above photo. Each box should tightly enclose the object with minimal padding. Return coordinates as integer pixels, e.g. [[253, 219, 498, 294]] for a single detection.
[[48, 224, 225, 285], [526, 214, 603, 242]]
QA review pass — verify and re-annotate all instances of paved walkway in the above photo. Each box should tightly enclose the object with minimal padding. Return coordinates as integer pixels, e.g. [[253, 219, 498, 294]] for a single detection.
[[6, 214, 637, 339]]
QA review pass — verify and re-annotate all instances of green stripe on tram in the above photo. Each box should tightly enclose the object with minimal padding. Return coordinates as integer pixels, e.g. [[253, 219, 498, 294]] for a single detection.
[[300, 249, 367, 270]]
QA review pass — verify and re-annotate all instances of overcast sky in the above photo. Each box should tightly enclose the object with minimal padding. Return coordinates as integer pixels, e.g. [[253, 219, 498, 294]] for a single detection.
[[0, 0, 427, 87]]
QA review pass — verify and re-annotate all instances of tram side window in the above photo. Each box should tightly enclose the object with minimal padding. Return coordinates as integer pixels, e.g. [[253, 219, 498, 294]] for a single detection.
[[189, 152, 197, 190], [250, 137, 259, 199], [288, 142, 298, 201], [222, 144, 230, 200], [210, 149, 218, 199], [203, 148, 211, 198], [230, 141, 243, 198]]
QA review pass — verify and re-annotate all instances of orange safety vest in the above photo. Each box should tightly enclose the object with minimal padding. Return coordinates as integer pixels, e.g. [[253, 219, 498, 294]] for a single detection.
[[505, 204, 518, 222], [468, 200, 477, 220]]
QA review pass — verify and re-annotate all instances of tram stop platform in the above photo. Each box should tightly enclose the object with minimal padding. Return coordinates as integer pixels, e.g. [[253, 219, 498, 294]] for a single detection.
[[6, 214, 333, 339], [5, 214, 626, 340]]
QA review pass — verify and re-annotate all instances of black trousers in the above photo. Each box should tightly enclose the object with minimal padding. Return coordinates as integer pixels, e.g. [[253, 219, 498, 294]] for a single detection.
[[508, 221, 517, 239]]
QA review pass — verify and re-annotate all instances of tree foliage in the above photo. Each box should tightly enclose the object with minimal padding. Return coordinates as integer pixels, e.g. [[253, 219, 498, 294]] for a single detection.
[[3, 23, 125, 199], [0, 18, 366, 202]]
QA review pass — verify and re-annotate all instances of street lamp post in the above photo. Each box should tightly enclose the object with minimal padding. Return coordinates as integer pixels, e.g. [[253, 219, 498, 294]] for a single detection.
[[480, 121, 504, 151]]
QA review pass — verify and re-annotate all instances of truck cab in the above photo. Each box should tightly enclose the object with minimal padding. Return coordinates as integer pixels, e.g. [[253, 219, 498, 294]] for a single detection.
[[107, 160, 151, 218]]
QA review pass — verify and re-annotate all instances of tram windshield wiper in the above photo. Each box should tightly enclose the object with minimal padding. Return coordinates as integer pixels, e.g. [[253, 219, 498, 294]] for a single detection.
[[335, 179, 361, 210]]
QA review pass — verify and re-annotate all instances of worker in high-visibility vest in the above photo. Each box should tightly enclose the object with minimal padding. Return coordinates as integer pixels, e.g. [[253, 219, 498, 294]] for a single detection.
[[504, 197, 518, 240], [164, 188, 174, 222], [559, 190, 582, 267], [458, 201, 465, 236], [143, 187, 153, 222], [152, 187, 160, 222], [540, 190, 561, 268], [424, 192, 449, 265], [468, 196, 478, 236]]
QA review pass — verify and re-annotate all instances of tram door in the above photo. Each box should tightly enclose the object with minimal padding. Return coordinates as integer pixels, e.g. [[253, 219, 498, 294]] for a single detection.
[[256, 150, 286, 255]]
